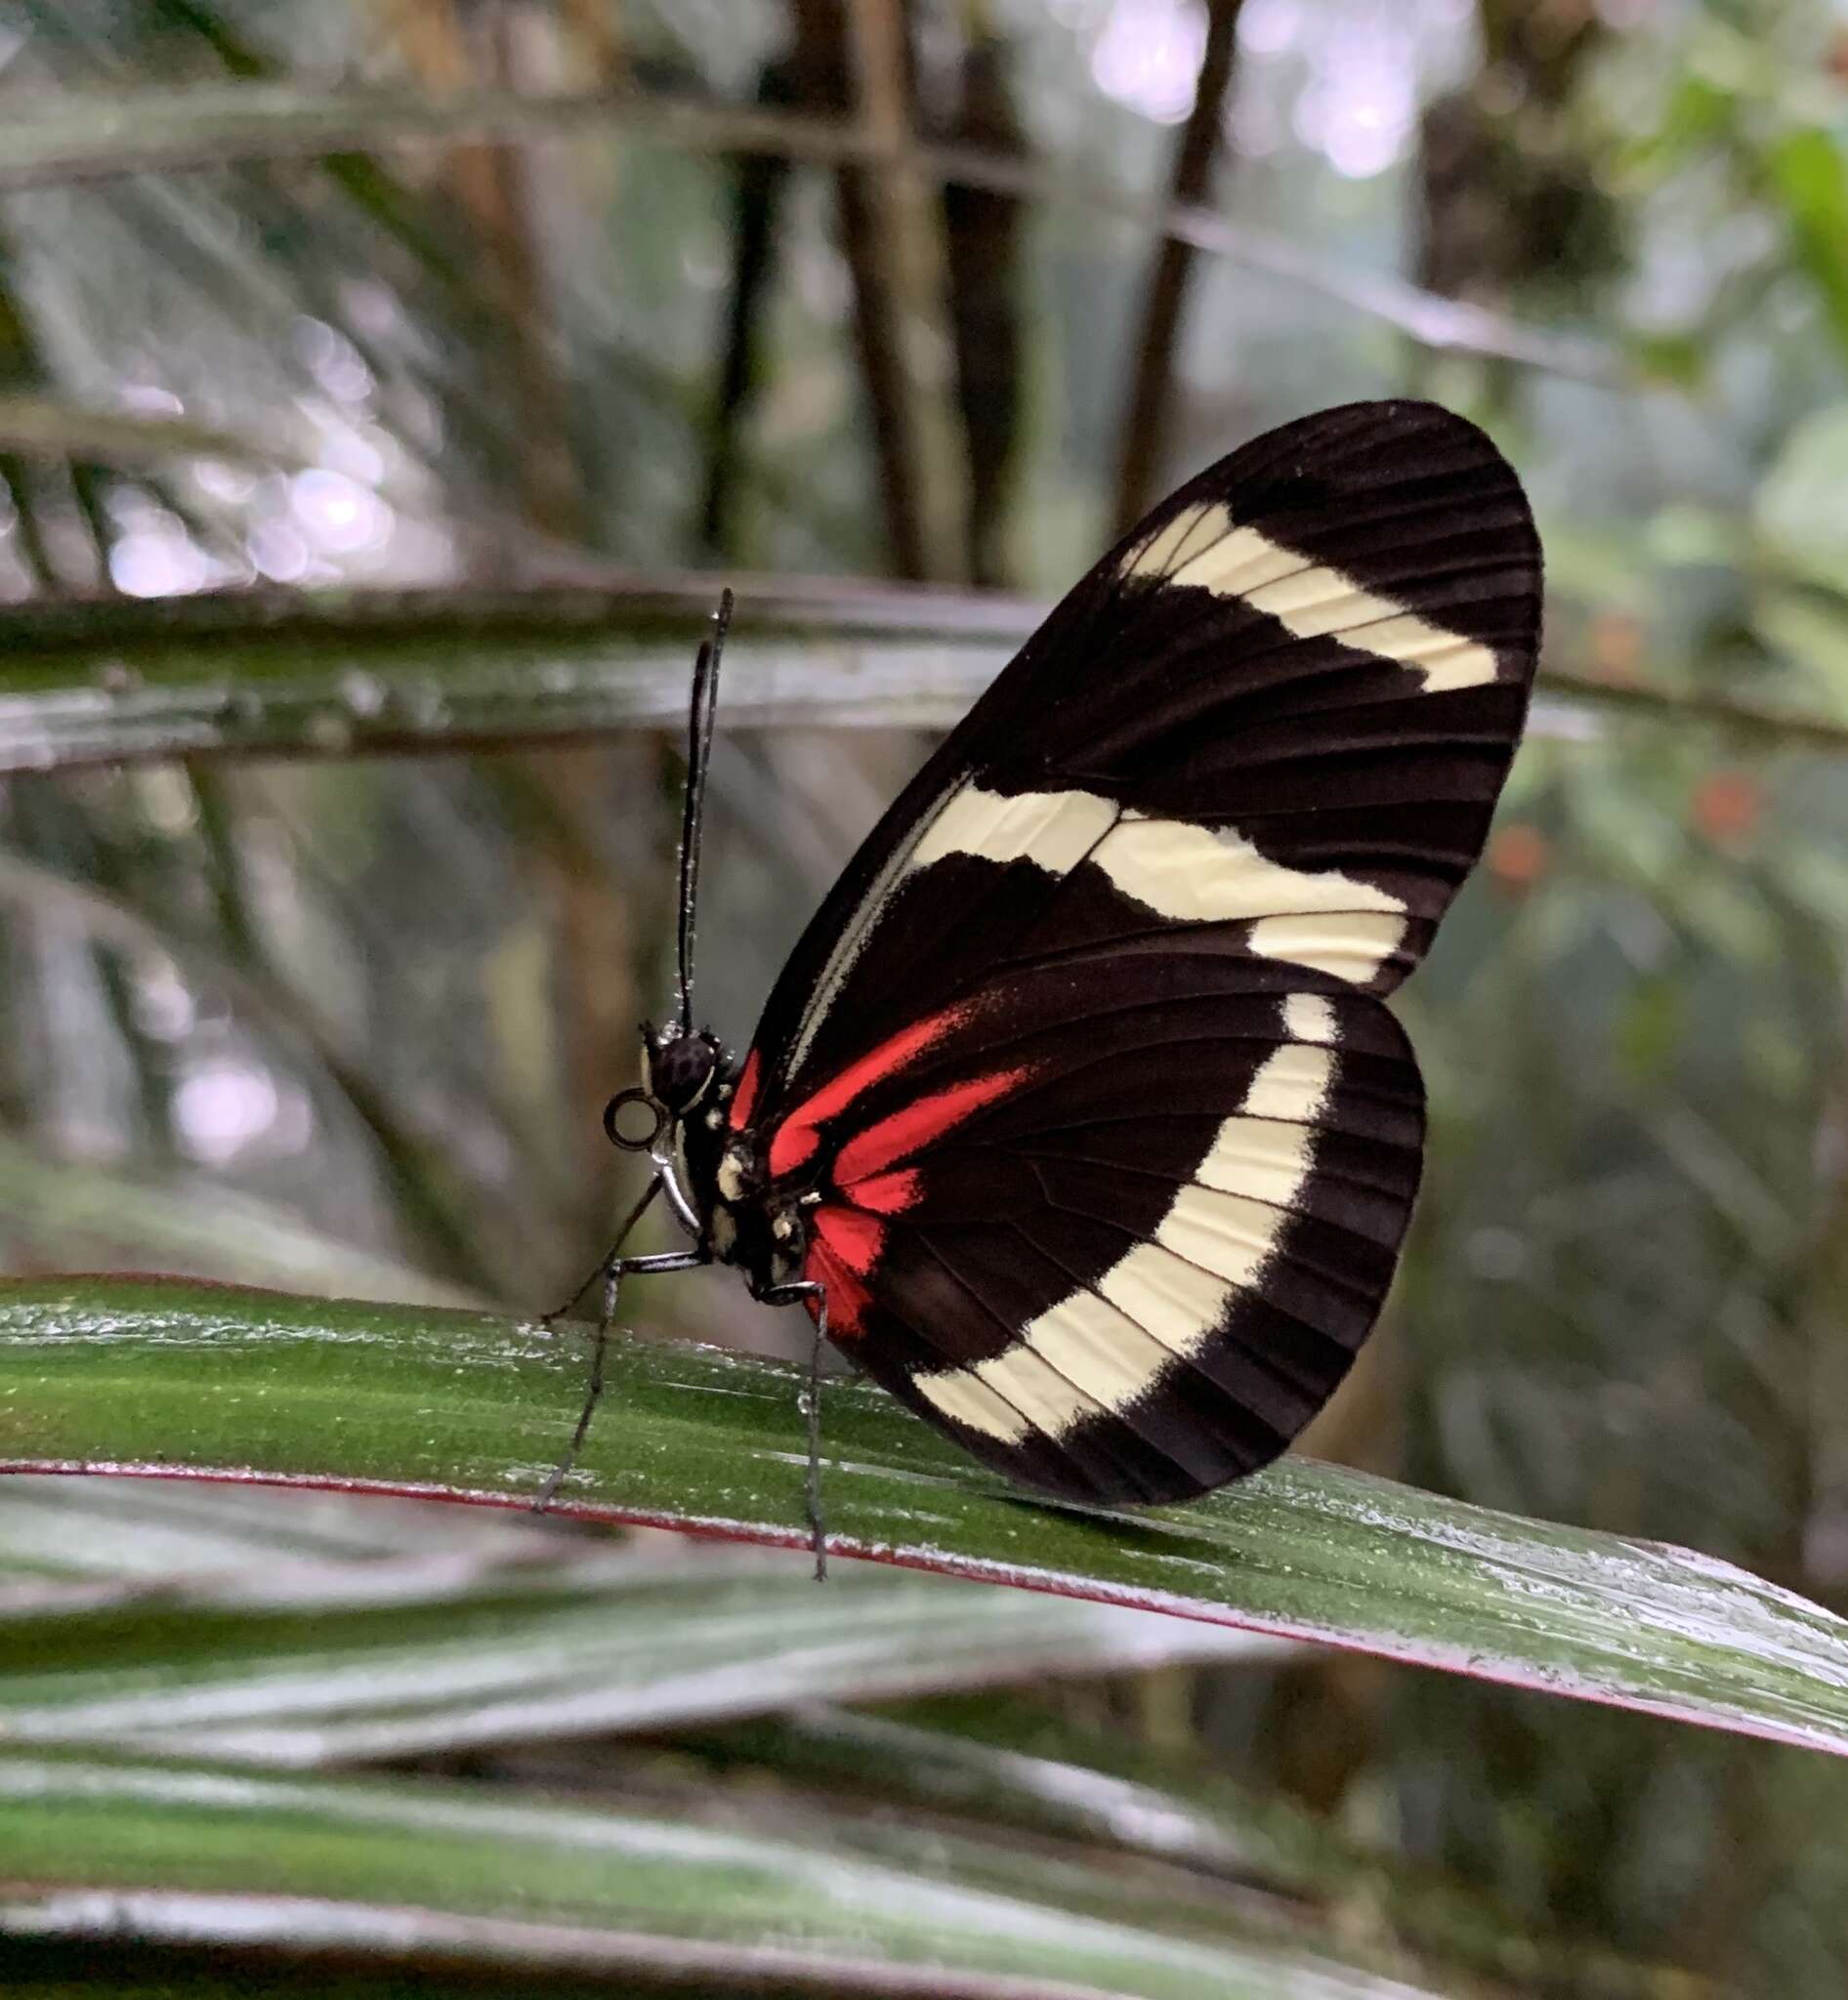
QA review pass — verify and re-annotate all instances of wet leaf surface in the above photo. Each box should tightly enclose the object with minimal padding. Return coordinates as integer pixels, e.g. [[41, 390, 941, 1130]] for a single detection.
[[3, 1279, 1847, 1756]]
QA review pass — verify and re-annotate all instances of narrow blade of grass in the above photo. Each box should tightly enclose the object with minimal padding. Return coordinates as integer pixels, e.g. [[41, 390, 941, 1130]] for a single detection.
[[0, 79, 1612, 382], [0, 583, 1841, 774], [0, 1136, 481, 1309], [0, 393, 289, 469], [0, 1748, 1455, 1999], [676, 1709, 1704, 2000], [0, 1474, 541, 1582], [0, 1547, 1281, 1767], [0, 581, 1027, 770]]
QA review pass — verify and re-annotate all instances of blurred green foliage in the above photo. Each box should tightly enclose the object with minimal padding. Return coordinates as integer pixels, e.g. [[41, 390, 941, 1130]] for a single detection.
[[6, 0, 1848, 1993]]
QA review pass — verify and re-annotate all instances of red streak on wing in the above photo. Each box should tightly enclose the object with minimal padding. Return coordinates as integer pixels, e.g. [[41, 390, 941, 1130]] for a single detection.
[[809, 1206, 883, 1339], [729, 1048, 763, 1131], [834, 1067, 1031, 1187], [844, 1167, 920, 1215], [806, 1231, 872, 1338], [813, 1203, 884, 1276], [767, 1008, 963, 1180]]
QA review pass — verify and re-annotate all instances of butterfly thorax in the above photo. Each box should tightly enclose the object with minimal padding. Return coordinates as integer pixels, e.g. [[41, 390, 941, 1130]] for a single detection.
[[684, 1085, 809, 1289]]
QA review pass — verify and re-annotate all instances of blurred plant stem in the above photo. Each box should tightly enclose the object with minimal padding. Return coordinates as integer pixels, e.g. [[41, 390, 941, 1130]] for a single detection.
[[389, 0, 587, 553], [0, 842, 498, 1298], [1112, 0, 1245, 536], [0, 1130, 483, 1305], [940, 18, 1027, 588], [2, 583, 1845, 775], [383, 0, 640, 1230], [844, 0, 966, 581], [683, 1707, 1716, 2000], [699, 50, 789, 562], [787, 0, 929, 579], [0, 79, 1621, 382]]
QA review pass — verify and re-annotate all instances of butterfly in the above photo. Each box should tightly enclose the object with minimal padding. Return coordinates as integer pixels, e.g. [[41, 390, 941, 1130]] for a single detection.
[[545, 399, 1541, 1575]]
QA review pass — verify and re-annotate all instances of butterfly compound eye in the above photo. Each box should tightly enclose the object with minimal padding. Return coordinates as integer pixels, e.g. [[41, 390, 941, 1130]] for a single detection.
[[603, 1087, 665, 1152], [650, 1033, 719, 1114]]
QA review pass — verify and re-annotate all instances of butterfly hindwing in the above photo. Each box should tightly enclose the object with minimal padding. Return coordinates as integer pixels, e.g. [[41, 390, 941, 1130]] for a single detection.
[[725, 398, 1540, 1500], [785, 955, 1423, 1502]]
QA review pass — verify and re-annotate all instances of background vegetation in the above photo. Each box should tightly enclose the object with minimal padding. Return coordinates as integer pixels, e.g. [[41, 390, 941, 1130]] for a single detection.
[[6, 0, 1848, 1993]]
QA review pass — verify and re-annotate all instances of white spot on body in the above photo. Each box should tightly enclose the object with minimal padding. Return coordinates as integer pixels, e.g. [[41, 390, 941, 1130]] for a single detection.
[[912, 1029, 1336, 1443], [1126, 503, 1501, 694]]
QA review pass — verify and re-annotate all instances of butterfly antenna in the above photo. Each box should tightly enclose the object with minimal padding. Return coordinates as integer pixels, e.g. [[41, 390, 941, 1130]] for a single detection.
[[674, 589, 733, 1037]]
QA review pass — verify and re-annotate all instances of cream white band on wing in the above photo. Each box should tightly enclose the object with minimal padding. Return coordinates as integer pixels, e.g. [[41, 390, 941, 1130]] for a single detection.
[[1092, 812, 1405, 982], [1282, 993, 1338, 1044], [1128, 502, 1499, 695], [903, 784, 1407, 984], [912, 1021, 1336, 1444], [906, 783, 1116, 879]]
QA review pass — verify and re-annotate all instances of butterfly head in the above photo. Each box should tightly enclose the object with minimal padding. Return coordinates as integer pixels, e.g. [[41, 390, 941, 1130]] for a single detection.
[[647, 1023, 724, 1117], [602, 1022, 726, 1154]]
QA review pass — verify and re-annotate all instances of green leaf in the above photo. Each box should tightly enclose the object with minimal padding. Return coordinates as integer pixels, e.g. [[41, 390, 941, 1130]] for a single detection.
[[694, 1705, 1339, 1896], [0, 1474, 543, 1583], [683, 1709, 1698, 1998], [0, 1547, 1281, 1767], [3, 584, 1845, 776], [6, 1278, 1848, 1755], [0, 1748, 1460, 1999], [0, 81, 694, 189], [1756, 403, 1848, 596], [0, 1135, 480, 1309], [0, 394, 288, 470], [0, 81, 1612, 381], [1755, 586, 1848, 699], [0, 584, 1026, 771], [1769, 129, 1848, 362]]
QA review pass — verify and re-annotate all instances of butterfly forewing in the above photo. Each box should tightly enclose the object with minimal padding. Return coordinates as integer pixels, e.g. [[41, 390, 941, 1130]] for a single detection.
[[723, 398, 1539, 1502]]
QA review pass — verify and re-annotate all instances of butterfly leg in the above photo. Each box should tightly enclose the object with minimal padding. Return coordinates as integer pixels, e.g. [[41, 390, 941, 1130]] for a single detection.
[[752, 1276, 830, 1582], [533, 1242, 710, 1513], [541, 1176, 668, 1327]]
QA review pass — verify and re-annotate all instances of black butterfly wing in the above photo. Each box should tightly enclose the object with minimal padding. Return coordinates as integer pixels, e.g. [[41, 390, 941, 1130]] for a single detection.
[[742, 397, 1538, 1106], [728, 397, 1539, 1498], [789, 955, 1422, 1502]]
